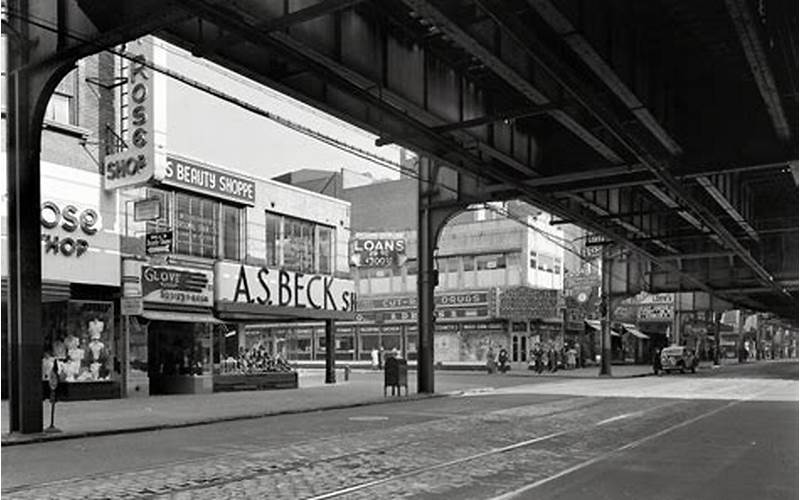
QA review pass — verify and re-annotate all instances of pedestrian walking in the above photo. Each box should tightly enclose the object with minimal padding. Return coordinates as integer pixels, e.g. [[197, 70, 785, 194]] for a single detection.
[[486, 345, 496, 374]]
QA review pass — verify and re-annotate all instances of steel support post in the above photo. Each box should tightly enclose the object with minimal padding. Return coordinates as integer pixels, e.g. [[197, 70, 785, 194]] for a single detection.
[[325, 319, 336, 383], [599, 247, 612, 376], [417, 159, 435, 394], [6, 66, 45, 433], [713, 312, 722, 366]]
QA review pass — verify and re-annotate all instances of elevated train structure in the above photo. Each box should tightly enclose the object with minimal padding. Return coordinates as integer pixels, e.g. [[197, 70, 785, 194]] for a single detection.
[[4, 0, 797, 432]]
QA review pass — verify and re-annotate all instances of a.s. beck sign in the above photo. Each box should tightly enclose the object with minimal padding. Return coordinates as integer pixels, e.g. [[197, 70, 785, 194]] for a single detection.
[[215, 262, 355, 313]]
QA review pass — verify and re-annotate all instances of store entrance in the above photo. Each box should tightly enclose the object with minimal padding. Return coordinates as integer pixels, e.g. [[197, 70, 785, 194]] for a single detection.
[[511, 334, 528, 369], [148, 320, 213, 394]]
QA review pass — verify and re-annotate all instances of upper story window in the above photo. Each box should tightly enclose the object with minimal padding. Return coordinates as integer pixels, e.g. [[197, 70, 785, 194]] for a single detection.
[[265, 211, 334, 274], [476, 253, 506, 270], [44, 92, 74, 125], [146, 188, 243, 260]]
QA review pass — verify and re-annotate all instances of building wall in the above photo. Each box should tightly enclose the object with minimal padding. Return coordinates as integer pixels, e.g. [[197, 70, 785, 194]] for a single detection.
[[342, 177, 417, 231]]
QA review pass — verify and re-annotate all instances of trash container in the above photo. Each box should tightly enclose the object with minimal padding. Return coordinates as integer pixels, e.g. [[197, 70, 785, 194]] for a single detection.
[[384, 357, 408, 396]]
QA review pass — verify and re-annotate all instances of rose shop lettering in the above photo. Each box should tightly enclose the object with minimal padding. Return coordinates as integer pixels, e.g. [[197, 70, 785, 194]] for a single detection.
[[40, 201, 99, 257], [105, 55, 151, 182]]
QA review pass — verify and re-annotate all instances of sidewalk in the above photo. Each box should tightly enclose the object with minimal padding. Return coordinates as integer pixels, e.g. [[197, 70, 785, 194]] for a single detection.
[[1, 365, 657, 446]]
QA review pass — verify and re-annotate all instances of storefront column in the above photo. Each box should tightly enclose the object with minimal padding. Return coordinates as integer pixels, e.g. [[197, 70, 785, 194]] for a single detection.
[[5, 32, 76, 431], [325, 319, 336, 383]]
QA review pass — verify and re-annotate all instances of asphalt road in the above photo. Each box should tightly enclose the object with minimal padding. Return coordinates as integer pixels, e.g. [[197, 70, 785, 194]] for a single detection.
[[2, 360, 797, 499]]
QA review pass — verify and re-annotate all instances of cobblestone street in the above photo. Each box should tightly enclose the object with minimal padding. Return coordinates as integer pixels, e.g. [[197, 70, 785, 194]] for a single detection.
[[3, 362, 797, 499]]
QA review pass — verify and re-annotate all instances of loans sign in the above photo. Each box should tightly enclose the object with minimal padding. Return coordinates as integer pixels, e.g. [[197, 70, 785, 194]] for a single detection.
[[215, 262, 356, 313], [349, 235, 407, 267]]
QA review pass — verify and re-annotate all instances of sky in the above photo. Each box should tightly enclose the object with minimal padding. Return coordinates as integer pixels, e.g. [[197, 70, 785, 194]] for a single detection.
[[160, 40, 403, 183]]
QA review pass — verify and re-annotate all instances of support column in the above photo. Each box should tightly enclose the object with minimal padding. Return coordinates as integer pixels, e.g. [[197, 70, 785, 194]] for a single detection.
[[713, 312, 722, 366], [6, 64, 54, 433], [325, 319, 336, 384], [417, 159, 436, 394], [599, 247, 612, 376]]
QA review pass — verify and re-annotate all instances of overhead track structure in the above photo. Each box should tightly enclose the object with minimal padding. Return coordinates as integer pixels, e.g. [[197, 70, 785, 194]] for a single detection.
[[4, 0, 797, 429]]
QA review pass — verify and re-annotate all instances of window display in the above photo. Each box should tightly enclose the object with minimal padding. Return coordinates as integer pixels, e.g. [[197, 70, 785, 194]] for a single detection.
[[265, 212, 334, 273], [43, 300, 114, 383]]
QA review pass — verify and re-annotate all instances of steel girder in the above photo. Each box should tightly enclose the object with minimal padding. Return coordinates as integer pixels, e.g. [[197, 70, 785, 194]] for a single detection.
[[8, 0, 798, 318]]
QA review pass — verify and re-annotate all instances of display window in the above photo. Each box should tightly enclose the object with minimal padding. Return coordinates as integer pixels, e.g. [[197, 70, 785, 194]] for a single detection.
[[219, 325, 293, 375], [265, 211, 334, 274], [42, 300, 114, 383], [139, 188, 243, 260]]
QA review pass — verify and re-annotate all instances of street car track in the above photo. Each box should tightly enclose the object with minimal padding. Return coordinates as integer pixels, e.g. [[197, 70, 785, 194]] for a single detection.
[[1, 395, 744, 499]]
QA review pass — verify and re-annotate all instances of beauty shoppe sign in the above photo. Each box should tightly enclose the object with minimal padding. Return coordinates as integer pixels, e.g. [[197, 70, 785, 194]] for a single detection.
[[215, 262, 356, 318]]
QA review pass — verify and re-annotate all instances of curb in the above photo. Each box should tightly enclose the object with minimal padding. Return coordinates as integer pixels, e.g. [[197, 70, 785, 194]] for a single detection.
[[1, 392, 447, 447]]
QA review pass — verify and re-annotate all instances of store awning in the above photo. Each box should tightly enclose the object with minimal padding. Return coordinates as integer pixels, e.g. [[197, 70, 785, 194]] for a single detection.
[[584, 320, 621, 337], [621, 323, 650, 339], [141, 309, 223, 324]]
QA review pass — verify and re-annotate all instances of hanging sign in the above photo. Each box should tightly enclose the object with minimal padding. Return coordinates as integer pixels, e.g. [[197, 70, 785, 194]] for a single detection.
[[104, 39, 163, 191], [134, 198, 161, 221], [145, 230, 173, 254]]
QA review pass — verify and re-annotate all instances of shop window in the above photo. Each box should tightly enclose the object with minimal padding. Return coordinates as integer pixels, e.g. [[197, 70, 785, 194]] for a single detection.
[[265, 212, 334, 274], [266, 212, 281, 267], [43, 300, 114, 384], [476, 253, 506, 270], [317, 225, 333, 274], [538, 254, 554, 273], [463, 255, 475, 271], [506, 252, 521, 268], [145, 188, 172, 234], [174, 192, 219, 258], [222, 204, 241, 260], [283, 216, 315, 273]]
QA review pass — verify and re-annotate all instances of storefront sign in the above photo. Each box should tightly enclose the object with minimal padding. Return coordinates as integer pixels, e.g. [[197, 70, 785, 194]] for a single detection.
[[499, 287, 560, 320], [40, 201, 99, 258], [145, 230, 173, 254], [359, 291, 489, 311], [120, 297, 144, 316], [215, 262, 356, 313], [141, 265, 214, 305], [3, 160, 121, 286], [134, 198, 161, 221], [350, 236, 406, 267], [104, 39, 162, 191], [122, 260, 214, 306], [163, 156, 256, 205]]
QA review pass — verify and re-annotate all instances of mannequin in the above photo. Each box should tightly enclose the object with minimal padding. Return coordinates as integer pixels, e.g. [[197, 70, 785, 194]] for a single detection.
[[86, 317, 109, 380], [61, 332, 84, 381]]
